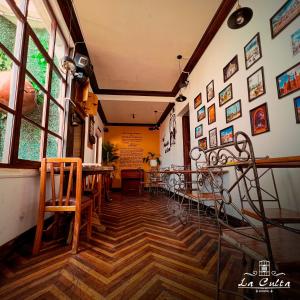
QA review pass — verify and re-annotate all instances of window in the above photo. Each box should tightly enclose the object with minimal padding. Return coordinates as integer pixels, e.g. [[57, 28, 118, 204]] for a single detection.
[[0, 0, 69, 167]]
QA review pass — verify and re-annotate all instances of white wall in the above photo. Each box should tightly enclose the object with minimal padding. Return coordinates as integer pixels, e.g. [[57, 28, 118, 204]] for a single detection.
[[160, 0, 300, 212]]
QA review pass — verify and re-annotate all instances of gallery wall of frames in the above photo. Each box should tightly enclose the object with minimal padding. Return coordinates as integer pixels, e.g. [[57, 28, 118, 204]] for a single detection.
[[160, 0, 300, 211]]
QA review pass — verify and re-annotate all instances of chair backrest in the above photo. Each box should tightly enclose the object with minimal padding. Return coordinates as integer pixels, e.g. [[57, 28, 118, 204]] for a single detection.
[[40, 157, 82, 207]]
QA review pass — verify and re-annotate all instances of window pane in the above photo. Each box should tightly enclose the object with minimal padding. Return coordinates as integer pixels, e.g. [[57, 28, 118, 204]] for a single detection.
[[46, 134, 61, 157], [51, 70, 63, 100], [22, 75, 46, 126], [0, 108, 13, 163], [0, 0, 18, 54], [0, 49, 19, 110], [27, 36, 48, 87], [27, 0, 51, 51], [18, 118, 41, 161], [14, 0, 26, 14], [48, 100, 63, 135], [54, 30, 67, 70]]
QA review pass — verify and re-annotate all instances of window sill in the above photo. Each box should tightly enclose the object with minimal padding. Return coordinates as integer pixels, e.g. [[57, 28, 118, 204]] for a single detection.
[[0, 168, 39, 179]]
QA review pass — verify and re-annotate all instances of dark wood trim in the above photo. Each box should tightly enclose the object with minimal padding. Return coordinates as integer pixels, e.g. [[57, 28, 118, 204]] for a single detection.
[[97, 89, 173, 97], [0, 103, 15, 115], [157, 103, 175, 125], [97, 101, 108, 124]]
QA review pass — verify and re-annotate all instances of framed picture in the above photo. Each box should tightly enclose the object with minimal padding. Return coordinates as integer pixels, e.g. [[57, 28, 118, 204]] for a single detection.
[[194, 92, 202, 109], [249, 103, 270, 136], [223, 55, 239, 82], [197, 106, 206, 121], [209, 128, 217, 148], [247, 67, 266, 101], [220, 125, 234, 145], [198, 137, 207, 151], [294, 96, 300, 123], [291, 28, 300, 55], [206, 80, 215, 102], [219, 83, 233, 106], [225, 100, 242, 123], [208, 103, 216, 124], [276, 62, 300, 98], [270, 0, 300, 39], [195, 124, 203, 138], [244, 33, 262, 69]]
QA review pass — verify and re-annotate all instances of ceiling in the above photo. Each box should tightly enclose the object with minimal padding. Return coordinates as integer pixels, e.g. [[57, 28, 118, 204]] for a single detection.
[[100, 100, 170, 124], [72, 0, 222, 92]]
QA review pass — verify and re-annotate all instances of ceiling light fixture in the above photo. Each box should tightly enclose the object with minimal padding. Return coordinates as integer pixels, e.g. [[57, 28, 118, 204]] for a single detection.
[[227, 1, 253, 29], [149, 110, 160, 131], [175, 55, 189, 102]]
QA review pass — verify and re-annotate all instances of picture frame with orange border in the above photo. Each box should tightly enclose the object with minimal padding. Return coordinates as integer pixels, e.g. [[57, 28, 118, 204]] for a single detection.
[[208, 103, 216, 124]]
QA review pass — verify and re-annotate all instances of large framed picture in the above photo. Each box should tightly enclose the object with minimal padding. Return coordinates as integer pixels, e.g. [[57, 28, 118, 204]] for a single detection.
[[195, 124, 203, 138], [197, 106, 206, 121], [219, 83, 233, 106], [223, 55, 239, 82], [244, 33, 262, 69], [198, 137, 208, 151], [208, 103, 216, 124], [247, 67, 266, 101], [294, 96, 300, 123], [276, 62, 300, 98], [206, 80, 214, 102], [249, 103, 270, 136], [225, 100, 242, 123], [194, 92, 202, 109], [209, 128, 217, 148], [270, 0, 300, 39], [220, 125, 234, 145]]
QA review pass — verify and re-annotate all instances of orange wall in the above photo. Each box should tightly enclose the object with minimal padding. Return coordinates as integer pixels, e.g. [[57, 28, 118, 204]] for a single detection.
[[104, 126, 160, 188]]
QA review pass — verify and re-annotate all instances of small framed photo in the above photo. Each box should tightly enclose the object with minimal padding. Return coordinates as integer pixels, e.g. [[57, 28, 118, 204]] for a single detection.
[[195, 124, 203, 138], [225, 100, 242, 123], [198, 137, 207, 151], [223, 55, 239, 82], [291, 28, 300, 55], [219, 83, 233, 106], [208, 103, 216, 124], [270, 0, 300, 39], [249, 103, 270, 136], [276, 62, 300, 98], [197, 106, 206, 121], [194, 92, 202, 109], [220, 125, 234, 145], [244, 33, 262, 69], [206, 80, 215, 102], [209, 128, 217, 148], [294, 96, 300, 123], [247, 67, 266, 101]]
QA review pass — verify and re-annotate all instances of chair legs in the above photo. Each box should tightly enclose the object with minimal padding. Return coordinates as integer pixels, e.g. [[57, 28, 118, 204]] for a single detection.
[[87, 203, 93, 241], [72, 210, 81, 254], [32, 210, 45, 256]]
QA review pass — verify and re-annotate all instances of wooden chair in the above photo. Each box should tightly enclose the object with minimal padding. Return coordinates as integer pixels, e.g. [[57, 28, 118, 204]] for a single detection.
[[32, 158, 93, 255], [83, 174, 102, 212]]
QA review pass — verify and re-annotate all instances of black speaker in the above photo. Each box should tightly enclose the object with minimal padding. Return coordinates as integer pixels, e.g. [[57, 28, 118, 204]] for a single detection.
[[103, 127, 109, 132], [74, 53, 93, 77]]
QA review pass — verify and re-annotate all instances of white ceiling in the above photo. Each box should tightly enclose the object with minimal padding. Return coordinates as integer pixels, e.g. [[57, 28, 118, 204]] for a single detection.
[[101, 99, 169, 123], [73, 0, 222, 92]]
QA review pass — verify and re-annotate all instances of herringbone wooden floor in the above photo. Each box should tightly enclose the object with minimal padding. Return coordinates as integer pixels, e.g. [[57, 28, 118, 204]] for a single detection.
[[0, 193, 299, 299]]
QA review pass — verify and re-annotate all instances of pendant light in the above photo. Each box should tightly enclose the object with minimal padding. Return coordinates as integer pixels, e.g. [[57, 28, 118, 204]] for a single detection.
[[227, 1, 253, 29], [175, 55, 189, 102]]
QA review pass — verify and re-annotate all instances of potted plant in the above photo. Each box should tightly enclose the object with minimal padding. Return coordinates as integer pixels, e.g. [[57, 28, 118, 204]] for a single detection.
[[102, 141, 119, 166], [143, 152, 161, 168]]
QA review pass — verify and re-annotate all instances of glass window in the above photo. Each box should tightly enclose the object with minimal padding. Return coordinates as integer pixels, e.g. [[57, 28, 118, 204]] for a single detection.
[[26, 36, 48, 87], [54, 30, 67, 69], [0, 0, 18, 54], [46, 134, 61, 157], [27, 0, 51, 51], [18, 118, 42, 161], [48, 100, 63, 135], [0, 108, 13, 163], [0, 49, 19, 110], [22, 76, 46, 126], [51, 70, 63, 100]]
